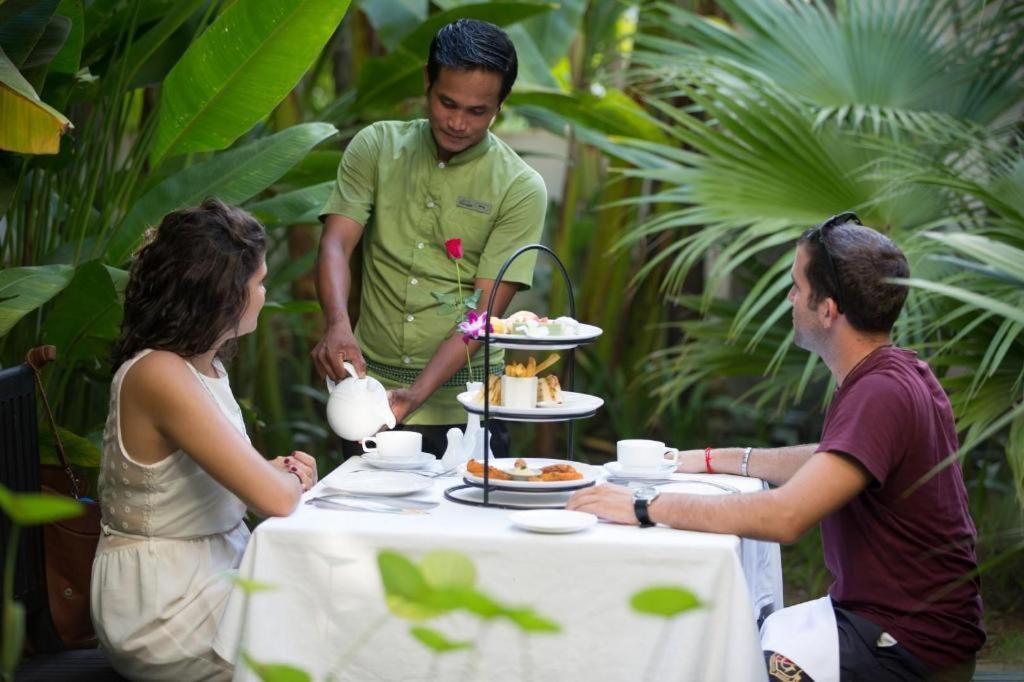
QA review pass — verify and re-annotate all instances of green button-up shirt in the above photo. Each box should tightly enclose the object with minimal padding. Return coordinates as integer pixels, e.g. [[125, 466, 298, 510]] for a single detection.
[[320, 119, 547, 425]]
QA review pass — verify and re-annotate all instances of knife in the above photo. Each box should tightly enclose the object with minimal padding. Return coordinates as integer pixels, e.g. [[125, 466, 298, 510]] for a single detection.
[[308, 494, 439, 511]]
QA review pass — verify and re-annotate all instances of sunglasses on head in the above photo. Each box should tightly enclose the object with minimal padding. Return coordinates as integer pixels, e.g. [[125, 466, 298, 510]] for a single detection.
[[805, 211, 862, 313]]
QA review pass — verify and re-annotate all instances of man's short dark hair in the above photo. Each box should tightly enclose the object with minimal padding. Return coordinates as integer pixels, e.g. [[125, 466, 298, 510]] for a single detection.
[[427, 19, 518, 102], [799, 218, 910, 334]]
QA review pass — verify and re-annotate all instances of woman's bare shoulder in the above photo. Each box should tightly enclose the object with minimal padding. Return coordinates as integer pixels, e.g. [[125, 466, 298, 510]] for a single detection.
[[121, 350, 198, 405]]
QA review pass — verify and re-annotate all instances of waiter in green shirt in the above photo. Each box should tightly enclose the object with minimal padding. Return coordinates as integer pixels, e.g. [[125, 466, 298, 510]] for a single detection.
[[314, 19, 547, 457]]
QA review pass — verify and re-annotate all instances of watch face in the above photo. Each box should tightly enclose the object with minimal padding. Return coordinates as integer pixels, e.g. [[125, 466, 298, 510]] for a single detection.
[[633, 486, 658, 502]]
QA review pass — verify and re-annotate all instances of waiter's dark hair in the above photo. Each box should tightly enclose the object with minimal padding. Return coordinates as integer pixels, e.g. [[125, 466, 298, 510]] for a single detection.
[[798, 219, 910, 334], [110, 198, 266, 369], [427, 19, 518, 102]]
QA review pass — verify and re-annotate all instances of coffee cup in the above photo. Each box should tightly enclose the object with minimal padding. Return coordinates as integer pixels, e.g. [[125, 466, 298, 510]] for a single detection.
[[617, 439, 677, 470], [361, 431, 423, 459]]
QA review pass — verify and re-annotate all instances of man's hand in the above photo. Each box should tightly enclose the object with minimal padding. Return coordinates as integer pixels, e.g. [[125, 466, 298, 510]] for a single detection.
[[387, 388, 424, 425], [566, 484, 640, 526], [312, 321, 365, 381]]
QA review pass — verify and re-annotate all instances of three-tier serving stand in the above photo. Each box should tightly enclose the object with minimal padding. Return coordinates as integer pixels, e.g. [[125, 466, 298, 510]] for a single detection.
[[444, 244, 603, 510]]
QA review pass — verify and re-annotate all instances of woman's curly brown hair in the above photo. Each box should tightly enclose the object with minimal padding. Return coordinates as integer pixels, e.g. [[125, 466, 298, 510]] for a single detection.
[[110, 198, 266, 370]]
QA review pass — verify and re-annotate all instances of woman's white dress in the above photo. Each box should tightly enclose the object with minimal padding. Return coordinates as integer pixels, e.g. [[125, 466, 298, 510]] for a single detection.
[[91, 349, 250, 681]]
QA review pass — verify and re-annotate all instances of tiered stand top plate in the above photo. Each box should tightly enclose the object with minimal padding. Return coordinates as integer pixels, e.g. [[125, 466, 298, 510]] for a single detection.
[[486, 323, 603, 351]]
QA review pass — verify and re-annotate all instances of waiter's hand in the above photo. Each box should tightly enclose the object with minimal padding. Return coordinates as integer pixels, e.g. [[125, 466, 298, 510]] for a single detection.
[[387, 388, 423, 425], [567, 484, 639, 525], [312, 321, 365, 381]]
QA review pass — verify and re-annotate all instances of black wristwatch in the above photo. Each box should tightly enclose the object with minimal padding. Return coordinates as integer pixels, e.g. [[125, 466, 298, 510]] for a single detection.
[[633, 486, 661, 527]]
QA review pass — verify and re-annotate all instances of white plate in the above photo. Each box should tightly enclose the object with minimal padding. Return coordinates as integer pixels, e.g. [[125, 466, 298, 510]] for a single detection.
[[487, 323, 603, 350], [509, 510, 597, 534], [444, 485, 575, 509], [323, 471, 433, 497], [457, 391, 604, 422], [461, 458, 598, 491], [362, 451, 435, 470], [603, 461, 676, 479]]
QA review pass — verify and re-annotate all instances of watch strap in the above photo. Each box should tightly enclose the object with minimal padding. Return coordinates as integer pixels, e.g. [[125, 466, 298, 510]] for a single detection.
[[634, 497, 655, 527]]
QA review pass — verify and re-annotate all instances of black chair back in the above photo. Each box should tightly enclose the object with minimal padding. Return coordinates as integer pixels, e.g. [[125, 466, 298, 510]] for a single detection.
[[0, 362, 63, 651]]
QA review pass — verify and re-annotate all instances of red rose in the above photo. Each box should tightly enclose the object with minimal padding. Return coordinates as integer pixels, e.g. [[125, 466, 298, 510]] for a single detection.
[[445, 238, 463, 260]]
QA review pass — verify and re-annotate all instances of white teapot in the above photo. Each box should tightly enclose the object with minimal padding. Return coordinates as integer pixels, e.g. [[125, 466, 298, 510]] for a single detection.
[[325, 362, 397, 441]]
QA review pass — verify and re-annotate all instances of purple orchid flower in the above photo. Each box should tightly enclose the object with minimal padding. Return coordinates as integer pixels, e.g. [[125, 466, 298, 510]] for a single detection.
[[458, 311, 492, 343]]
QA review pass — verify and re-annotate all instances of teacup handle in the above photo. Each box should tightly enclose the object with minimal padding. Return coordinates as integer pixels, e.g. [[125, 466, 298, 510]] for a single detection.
[[361, 437, 378, 454], [664, 448, 680, 466], [325, 362, 360, 393]]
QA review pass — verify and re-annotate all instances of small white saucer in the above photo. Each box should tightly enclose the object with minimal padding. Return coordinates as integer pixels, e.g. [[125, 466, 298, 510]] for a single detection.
[[362, 451, 435, 470], [324, 472, 432, 497], [509, 510, 598, 534], [603, 461, 676, 479]]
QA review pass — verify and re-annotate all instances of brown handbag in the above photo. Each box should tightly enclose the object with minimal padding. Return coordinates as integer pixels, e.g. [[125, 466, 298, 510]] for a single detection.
[[27, 346, 102, 651]]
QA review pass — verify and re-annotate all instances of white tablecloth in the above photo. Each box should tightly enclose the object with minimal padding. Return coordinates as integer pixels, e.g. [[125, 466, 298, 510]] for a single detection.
[[215, 459, 780, 681]]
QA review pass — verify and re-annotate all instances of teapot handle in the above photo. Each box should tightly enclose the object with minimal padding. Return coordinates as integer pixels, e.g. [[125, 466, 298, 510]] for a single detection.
[[325, 361, 360, 393]]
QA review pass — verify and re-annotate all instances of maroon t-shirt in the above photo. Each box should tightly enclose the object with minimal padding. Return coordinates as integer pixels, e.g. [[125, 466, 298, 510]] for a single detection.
[[818, 347, 984, 670]]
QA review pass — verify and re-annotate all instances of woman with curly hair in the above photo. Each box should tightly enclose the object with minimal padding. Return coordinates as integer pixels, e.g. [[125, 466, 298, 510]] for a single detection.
[[92, 199, 317, 680]]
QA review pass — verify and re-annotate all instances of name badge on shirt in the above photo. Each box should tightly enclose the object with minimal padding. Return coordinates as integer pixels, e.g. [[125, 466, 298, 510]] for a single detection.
[[457, 197, 492, 215]]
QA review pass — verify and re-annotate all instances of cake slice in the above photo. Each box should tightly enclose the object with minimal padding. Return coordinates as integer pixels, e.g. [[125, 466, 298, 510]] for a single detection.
[[537, 375, 564, 405]]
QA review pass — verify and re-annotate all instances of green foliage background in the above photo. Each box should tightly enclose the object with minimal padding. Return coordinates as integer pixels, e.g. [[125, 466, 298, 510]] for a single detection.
[[1, 0, 1022, 664]]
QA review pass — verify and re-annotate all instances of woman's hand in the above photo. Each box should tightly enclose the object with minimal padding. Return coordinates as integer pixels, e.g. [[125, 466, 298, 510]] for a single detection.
[[674, 449, 708, 474], [270, 451, 318, 492]]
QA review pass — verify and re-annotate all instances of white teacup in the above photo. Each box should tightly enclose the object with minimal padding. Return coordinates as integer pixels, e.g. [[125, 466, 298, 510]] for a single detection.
[[500, 375, 538, 410], [361, 431, 423, 459], [617, 439, 677, 470]]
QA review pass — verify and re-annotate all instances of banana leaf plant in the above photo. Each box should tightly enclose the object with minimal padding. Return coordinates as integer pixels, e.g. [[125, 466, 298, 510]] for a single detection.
[[0, 0, 351, 459]]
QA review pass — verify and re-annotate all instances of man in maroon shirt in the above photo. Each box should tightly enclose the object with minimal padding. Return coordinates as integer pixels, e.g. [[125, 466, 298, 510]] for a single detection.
[[569, 215, 984, 680]]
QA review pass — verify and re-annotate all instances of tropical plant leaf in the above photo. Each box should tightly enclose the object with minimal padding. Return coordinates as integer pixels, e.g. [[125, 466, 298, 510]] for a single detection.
[[241, 653, 311, 682], [897, 278, 1024, 328], [0, 45, 71, 154], [377, 550, 427, 601], [419, 550, 476, 590], [110, 122, 337, 264], [508, 88, 669, 144], [150, 0, 351, 164], [107, 0, 207, 88], [358, 0, 428, 51], [48, 0, 83, 77], [1, 600, 25, 676], [638, 0, 1023, 131], [41, 260, 122, 361], [228, 574, 277, 595], [260, 300, 320, 316], [503, 606, 561, 633], [0, 0, 58, 67], [923, 232, 1024, 286], [629, 586, 702, 617], [0, 484, 84, 526], [18, 9, 71, 90], [408, 625, 473, 653], [245, 181, 333, 228], [38, 424, 102, 468], [0, 264, 74, 336]]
